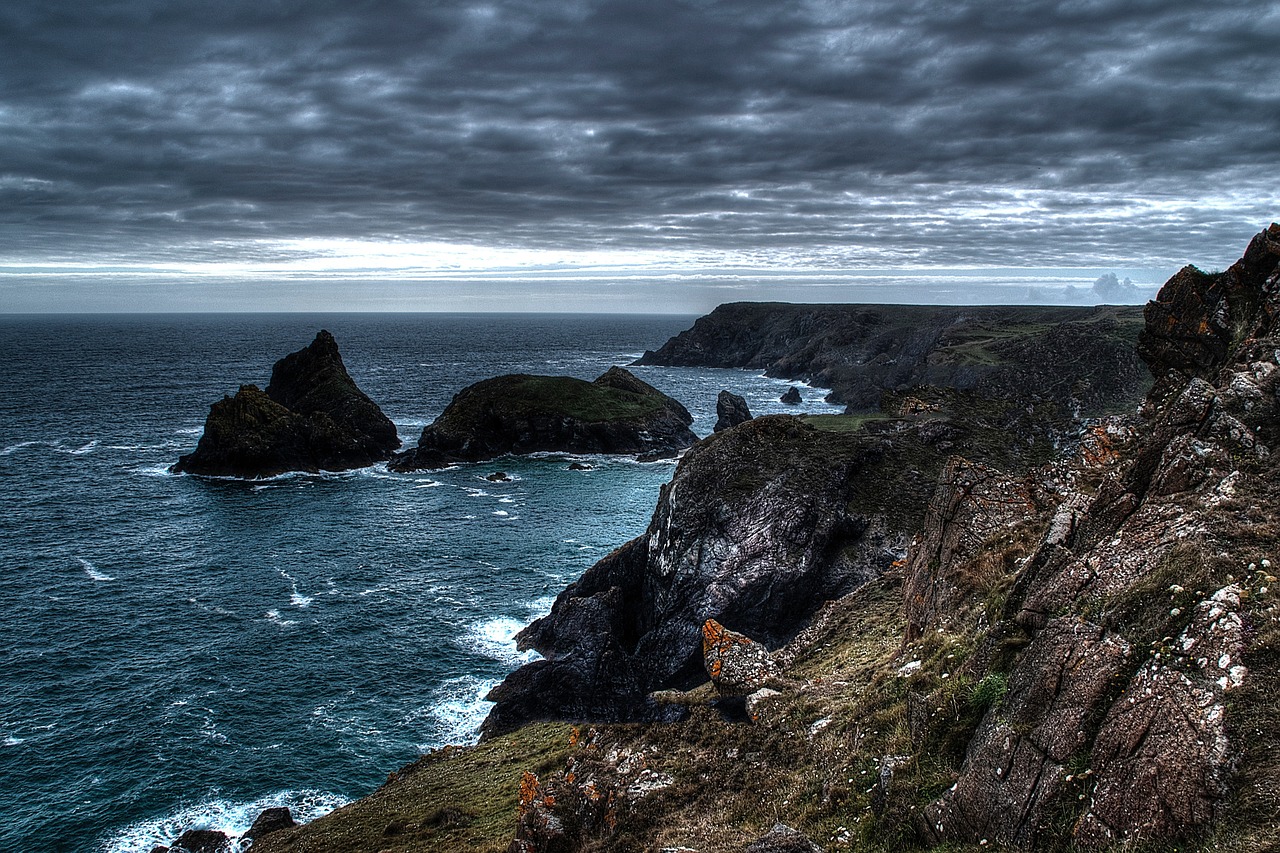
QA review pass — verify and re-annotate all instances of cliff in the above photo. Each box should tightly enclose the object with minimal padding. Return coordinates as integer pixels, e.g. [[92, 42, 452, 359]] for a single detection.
[[636, 303, 1148, 414], [173, 331, 399, 478], [251, 227, 1279, 853], [389, 367, 695, 471]]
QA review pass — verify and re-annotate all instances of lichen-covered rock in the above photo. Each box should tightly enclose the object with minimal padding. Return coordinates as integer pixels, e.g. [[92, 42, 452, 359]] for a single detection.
[[173, 331, 399, 477], [714, 390, 753, 432], [390, 367, 695, 470], [702, 618, 776, 695]]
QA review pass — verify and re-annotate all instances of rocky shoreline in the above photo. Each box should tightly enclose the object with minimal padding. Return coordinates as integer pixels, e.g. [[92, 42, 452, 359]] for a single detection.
[[237, 226, 1280, 853]]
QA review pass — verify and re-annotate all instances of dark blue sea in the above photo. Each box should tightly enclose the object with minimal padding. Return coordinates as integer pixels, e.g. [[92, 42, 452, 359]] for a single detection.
[[0, 314, 841, 852]]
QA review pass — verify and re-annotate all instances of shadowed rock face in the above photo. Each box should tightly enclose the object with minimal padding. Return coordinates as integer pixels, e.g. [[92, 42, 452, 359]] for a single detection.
[[389, 367, 695, 471], [173, 331, 399, 478]]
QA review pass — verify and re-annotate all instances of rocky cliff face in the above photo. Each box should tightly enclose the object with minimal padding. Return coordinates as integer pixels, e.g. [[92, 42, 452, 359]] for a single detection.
[[389, 367, 695, 471], [482, 415, 911, 737], [908, 224, 1280, 848], [636, 303, 1148, 414], [173, 331, 399, 478]]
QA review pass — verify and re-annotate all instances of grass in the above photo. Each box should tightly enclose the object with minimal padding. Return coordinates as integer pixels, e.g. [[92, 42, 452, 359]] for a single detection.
[[251, 723, 577, 853], [801, 413, 895, 433]]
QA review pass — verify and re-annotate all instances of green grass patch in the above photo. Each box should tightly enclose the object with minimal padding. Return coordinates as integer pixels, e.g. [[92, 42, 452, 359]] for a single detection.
[[801, 413, 895, 433]]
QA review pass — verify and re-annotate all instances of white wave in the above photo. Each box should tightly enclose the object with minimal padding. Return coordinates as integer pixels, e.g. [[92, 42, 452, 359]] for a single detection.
[[67, 439, 100, 455], [99, 789, 349, 853], [417, 675, 499, 749], [265, 609, 297, 627], [0, 440, 40, 456], [414, 480, 443, 488], [497, 496, 516, 504], [492, 510, 509, 517], [278, 569, 313, 608], [3, 735, 23, 746], [78, 557, 115, 582], [132, 462, 179, 478], [176, 426, 204, 436], [460, 617, 541, 665]]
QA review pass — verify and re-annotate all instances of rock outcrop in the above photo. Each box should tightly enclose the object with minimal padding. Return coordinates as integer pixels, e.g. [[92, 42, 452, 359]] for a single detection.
[[636, 303, 1148, 414], [714, 390, 753, 432], [173, 331, 399, 478], [483, 415, 920, 737], [780, 386, 802, 405], [389, 367, 695, 470]]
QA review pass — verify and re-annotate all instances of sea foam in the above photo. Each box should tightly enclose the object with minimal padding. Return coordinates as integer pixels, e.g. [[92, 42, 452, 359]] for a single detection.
[[99, 789, 349, 853], [419, 675, 500, 749], [78, 558, 115, 582]]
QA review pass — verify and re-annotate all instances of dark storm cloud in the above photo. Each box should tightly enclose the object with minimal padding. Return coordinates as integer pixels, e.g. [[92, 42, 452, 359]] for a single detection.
[[1, 0, 1276, 272]]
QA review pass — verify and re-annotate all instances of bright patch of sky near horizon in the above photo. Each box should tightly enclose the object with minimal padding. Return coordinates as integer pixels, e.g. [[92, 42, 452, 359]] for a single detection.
[[1, 0, 1276, 311]]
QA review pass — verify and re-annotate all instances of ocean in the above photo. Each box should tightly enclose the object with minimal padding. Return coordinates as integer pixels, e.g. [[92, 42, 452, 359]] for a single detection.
[[0, 313, 841, 852]]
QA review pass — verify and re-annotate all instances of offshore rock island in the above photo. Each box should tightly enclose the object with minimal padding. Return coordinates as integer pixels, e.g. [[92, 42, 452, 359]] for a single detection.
[[173, 330, 399, 478], [240, 228, 1276, 852], [388, 367, 696, 471]]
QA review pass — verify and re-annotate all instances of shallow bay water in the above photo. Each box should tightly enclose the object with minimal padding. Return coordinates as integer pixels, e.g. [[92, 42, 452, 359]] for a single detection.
[[0, 313, 841, 852]]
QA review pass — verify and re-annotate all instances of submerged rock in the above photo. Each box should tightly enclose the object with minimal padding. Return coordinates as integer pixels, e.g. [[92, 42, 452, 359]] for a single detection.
[[390, 367, 695, 470], [173, 331, 399, 478], [714, 390, 754, 432]]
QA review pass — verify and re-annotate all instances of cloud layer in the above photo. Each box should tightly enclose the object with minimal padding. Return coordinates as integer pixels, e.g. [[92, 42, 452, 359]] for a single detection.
[[1, 0, 1276, 297]]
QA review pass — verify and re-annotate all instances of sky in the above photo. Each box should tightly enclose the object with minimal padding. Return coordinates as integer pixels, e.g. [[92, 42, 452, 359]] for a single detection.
[[1, 0, 1277, 312]]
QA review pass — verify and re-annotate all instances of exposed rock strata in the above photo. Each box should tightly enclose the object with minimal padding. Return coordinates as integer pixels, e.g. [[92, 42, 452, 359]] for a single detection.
[[389, 367, 694, 470], [173, 331, 398, 477], [637, 303, 1148, 414]]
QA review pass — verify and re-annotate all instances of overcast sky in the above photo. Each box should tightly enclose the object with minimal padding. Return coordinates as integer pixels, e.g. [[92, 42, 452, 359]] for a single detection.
[[2, 0, 1276, 311]]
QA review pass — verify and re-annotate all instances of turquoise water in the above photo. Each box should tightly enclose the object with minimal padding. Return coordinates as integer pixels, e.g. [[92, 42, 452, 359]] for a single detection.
[[0, 314, 840, 852]]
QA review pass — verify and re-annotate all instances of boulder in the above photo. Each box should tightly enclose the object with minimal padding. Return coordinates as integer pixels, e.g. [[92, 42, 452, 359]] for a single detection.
[[244, 807, 296, 841], [391, 367, 694, 470], [744, 823, 825, 853], [714, 390, 754, 432], [173, 331, 399, 477], [780, 386, 802, 405], [702, 619, 776, 696], [169, 829, 230, 853]]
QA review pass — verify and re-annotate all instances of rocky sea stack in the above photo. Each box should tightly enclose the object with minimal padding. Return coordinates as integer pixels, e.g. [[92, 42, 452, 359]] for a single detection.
[[389, 367, 695, 471], [173, 331, 399, 478]]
